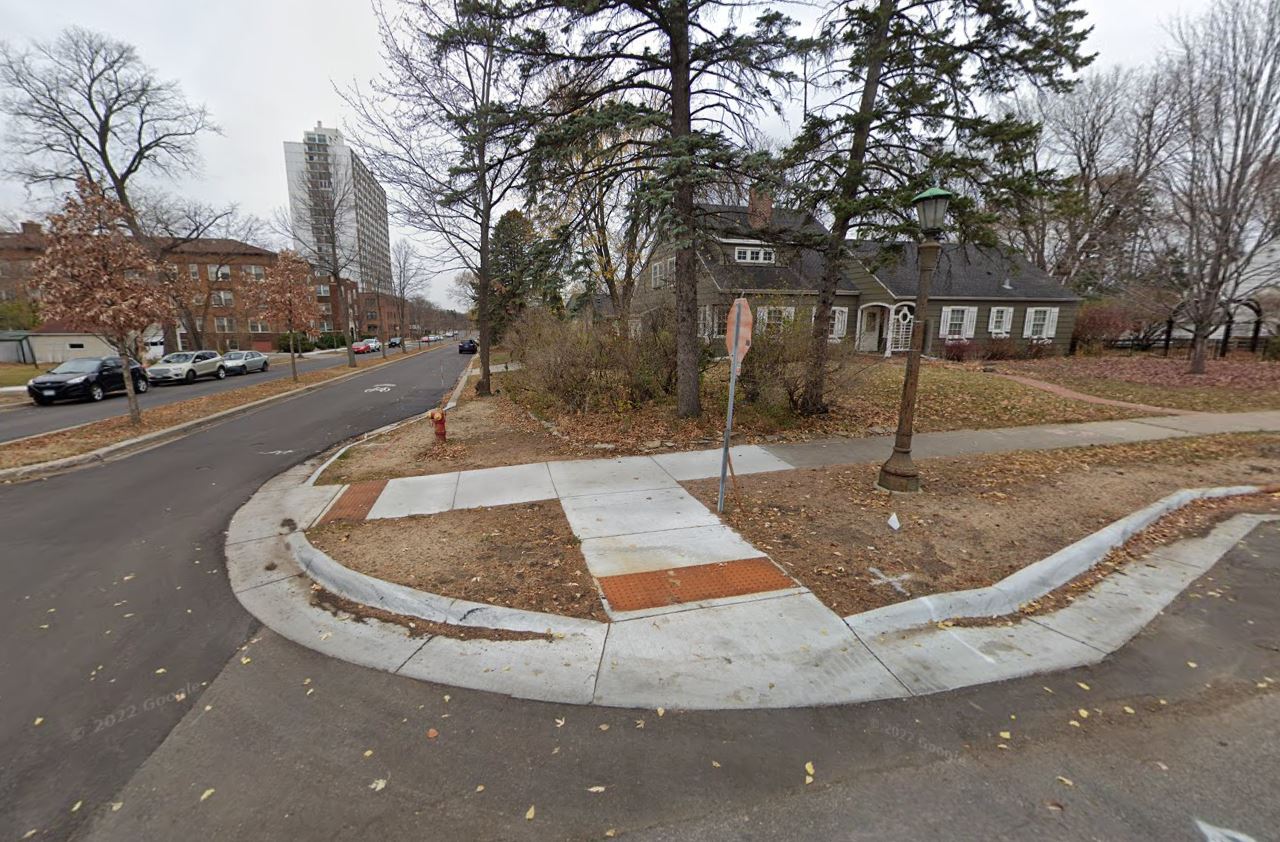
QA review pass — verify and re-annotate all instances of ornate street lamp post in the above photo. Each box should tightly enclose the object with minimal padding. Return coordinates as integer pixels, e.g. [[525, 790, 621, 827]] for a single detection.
[[877, 187, 953, 493]]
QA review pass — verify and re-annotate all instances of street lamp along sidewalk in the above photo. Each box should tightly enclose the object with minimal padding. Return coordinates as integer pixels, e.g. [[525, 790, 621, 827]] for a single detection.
[[876, 186, 954, 494]]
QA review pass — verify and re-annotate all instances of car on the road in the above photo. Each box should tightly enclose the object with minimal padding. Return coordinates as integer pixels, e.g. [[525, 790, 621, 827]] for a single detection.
[[27, 356, 150, 405], [458, 338, 478, 354], [147, 350, 226, 385], [388, 337, 402, 348], [352, 339, 376, 354], [222, 350, 270, 375]]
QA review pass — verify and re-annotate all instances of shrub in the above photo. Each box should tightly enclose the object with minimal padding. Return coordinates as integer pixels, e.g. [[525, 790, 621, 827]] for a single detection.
[[1023, 338, 1054, 359], [1263, 335, 1280, 362], [980, 335, 1019, 360], [941, 338, 974, 361], [276, 331, 315, 354], [737, 313, 816, 413], [1073, 299, 1137, 354], [506, 308, 690, 413], [314, 332, 346, 350]]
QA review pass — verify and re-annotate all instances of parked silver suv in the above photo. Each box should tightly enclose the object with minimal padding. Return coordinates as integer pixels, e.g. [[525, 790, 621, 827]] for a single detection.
[[147, 350, 226, 385]]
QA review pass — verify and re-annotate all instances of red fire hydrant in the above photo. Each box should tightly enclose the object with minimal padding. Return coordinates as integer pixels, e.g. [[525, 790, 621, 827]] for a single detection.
[[428, 408, 447, 442]]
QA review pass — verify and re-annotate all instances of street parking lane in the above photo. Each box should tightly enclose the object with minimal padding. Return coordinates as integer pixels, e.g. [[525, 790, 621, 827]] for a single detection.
[[0, 350, 430, 445]]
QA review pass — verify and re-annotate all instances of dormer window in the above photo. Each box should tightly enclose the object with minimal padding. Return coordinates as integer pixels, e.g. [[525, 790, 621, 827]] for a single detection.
[[734, 247, 775, 264]]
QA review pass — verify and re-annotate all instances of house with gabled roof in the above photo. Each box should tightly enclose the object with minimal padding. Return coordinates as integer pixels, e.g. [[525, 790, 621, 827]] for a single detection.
[[630, 194, 1080, 355]]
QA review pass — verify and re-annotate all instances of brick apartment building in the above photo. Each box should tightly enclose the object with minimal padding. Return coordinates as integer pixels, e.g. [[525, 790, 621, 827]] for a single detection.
[[0, 222, 370, 355]]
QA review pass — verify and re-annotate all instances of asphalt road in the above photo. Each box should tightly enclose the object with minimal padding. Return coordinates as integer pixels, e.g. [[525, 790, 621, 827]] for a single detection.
[[0, 345, 471, 842], [67, 520, 1280, 841], [0, 350, 369, 445]]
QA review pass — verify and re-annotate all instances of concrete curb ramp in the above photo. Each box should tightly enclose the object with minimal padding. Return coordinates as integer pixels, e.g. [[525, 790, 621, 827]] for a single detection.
[[225, 455, 1274, 709]]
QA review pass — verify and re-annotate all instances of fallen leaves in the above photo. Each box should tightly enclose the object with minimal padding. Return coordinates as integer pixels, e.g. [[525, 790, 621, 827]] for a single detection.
[[32, 717, 43, 726], [1187, 661, 1198, 669], [369, 779, 387, 792], [711, 760, 721, 768], [200, 788, 215, 802], [555, 717, 565, 728], [427, 728, 439, 740], [587, 786, 607, 793], [998, 731, 1012, 740], [1056, 776, 1074, 787], [525, 805, 536, 821]]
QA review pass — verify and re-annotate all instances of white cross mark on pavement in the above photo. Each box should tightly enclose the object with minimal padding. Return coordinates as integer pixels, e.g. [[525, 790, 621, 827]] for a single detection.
[[258, 450, 295, 456], [867, 566, 912, 596]]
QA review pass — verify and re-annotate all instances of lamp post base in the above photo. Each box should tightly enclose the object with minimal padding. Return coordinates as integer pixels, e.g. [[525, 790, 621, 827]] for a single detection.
[[876, 450, 921, 493]]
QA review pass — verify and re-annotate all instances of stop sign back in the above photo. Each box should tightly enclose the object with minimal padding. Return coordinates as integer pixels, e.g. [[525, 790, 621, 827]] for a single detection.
[[725, 298, 753, 364]]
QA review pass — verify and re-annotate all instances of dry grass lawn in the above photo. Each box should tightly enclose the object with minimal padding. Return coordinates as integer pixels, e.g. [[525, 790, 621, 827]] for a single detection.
[[315, 374, 576, 484], [307, 500, 607, 621], [684, 433, 1280, 617], [1004, 355, 1280, 412], [514, 357, 1144, 454], [0, 362, 43, 388], [0, 349, 430, 471]]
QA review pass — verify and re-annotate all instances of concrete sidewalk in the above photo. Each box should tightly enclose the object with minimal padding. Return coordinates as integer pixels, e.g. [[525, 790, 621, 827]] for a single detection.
[[217, 407, 1280, 709]]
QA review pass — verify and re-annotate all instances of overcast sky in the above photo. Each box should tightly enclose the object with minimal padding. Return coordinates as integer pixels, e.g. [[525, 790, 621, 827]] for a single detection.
[[0, 0, 1210, 305]]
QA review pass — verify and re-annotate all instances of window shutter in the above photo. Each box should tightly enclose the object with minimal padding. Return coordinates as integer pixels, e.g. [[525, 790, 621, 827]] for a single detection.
[[1022, 308, 1036, 338], [833, 307, 848, 338], [939, 307, 952, 338], [988, 308, 1000, 334], [1045, 307, 1059, 338], [962, 307, 977, 338]]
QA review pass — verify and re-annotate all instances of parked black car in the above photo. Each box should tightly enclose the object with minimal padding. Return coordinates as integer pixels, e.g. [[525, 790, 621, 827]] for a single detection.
[[27, 356, 149, 406], [458, 338, 478, 354]]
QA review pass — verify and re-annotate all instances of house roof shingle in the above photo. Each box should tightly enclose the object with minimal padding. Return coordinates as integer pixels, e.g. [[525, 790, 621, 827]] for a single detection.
[[0, 227, 274, 259], [848, 241, 1079, 301]]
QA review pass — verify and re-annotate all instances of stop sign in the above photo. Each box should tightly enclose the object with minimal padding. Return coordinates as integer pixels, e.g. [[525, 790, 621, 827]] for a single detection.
[[724, 298, 753, 364]]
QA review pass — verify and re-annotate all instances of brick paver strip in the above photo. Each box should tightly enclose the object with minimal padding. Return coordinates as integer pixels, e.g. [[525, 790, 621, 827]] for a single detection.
[[319, 480, 389, 524], [597, 557, 795, 612]]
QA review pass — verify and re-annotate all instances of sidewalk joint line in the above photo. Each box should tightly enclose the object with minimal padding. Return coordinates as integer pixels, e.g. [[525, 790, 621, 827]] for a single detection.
[[393, 636, 435, 674], [1023, 616, 1110, 656], [845, 622, 916, 697], [590, 622, 612, 703]]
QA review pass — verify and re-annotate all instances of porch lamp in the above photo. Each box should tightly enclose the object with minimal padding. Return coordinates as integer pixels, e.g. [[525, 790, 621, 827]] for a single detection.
[[876, 186, 954, 494]]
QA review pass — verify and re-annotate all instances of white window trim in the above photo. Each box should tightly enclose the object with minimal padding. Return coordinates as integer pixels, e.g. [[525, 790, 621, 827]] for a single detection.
[[734, 247, 776, 265], [1022, 306, 1059, 340], [988, 306, 1014, 337], [939, 306, 977, 339]]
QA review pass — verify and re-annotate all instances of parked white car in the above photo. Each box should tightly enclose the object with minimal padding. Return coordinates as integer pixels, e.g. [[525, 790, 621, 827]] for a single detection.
[[147, 350, 226, 385]]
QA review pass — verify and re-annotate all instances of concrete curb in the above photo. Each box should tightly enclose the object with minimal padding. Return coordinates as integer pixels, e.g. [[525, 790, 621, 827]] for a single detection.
[[845, 484, 1264, 637], [292, 531, 602, 636], [0, 348, 440, 484]]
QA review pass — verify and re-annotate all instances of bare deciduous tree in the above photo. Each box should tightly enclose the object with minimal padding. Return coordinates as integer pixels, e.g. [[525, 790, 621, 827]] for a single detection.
[[344, 0, 531, 397], [391, 239, 425, 352], [1160, 0, 1280, 373]]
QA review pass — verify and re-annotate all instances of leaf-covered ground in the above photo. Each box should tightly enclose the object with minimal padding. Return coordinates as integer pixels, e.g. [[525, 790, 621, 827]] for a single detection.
[[1004, 355, 1280, 412], [684, 433, 1280, 617], [510, 358, 1143, 454]]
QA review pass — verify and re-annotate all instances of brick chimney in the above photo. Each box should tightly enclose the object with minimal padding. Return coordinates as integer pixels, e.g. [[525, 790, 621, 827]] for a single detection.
[[747, 189, 773, 230], [20, 221, 41, 236]]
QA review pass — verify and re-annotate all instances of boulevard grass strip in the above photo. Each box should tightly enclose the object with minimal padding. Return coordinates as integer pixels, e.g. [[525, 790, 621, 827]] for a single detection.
[[683, 433, 1280, 617], [306, 500, 608, 622], [0, 350, 428, 471], [0, 362, 43, 387], [1002, 355, 1280, 413]]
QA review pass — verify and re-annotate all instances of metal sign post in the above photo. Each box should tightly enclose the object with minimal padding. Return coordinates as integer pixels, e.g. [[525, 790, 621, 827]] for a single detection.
[[717, 298, 752, 513]]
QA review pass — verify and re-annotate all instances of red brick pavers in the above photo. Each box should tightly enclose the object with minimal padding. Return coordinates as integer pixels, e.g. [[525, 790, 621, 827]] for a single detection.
[[317, 480, 389, 524], [597, 557, 795, 613]]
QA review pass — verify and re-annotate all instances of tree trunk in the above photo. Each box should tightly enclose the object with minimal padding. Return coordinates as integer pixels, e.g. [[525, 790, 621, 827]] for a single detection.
[[800, 0, 895, 415], [670, 2, 701, 418], [377, 291, 388, 359], [289, 329, 299, 382], [118, 335, 143, 426], [1189, 327, 1209, 374], [475, 72, 495, 399]]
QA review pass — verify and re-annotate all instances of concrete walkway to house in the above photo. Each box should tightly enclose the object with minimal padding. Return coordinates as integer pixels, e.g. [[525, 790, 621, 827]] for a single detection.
[[227, 408, 1280, 709]]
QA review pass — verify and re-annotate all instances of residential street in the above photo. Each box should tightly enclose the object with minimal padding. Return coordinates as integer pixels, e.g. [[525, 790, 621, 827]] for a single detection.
[[67, 523, 1280, 841], [0, 346, 470, 842], [0, 350, 397, 445]]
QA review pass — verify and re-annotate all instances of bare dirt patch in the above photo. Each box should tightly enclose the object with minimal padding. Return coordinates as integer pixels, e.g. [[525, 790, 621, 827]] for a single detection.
[[684, 433, 1280, 617], [316, 379, 577, 484], [306, 500, 607, 622]]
